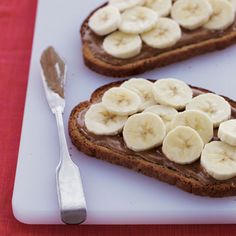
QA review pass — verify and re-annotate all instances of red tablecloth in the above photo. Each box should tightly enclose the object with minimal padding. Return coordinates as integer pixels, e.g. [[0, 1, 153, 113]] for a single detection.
[[1, 0, 236, 235]]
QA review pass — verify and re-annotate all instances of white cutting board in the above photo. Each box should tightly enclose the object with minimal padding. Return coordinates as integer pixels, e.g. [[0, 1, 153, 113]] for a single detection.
[[12, 0, 236, 224]]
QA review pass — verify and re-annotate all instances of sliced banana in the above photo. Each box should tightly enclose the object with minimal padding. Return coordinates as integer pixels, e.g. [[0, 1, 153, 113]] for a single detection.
[[141, 17, 181, 49], [171, 110, 213, 144], [119, 6, 158, 34], [102, 87, 141, 115], [201, 141, 236, 180], [228, 0, 236, 10], [144, 105, 178, 132], [123, 112, 166, 151], [121, 78, 156, 110], [171, 0, 213, 30], [109, 0, 145, 11], [204, 0, 235, 30], [218, 119, 236, 146], [145, 0, 172, 17], [103, 31, 142, 59], [152, 78, 193, 110], [84, 103, 128, 135], [88, 6, 121, 36], [162, 126, 204, 164], [186, 93, 231, 128]]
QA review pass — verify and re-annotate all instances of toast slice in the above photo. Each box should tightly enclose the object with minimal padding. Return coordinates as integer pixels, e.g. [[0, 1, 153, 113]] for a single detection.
[[81, 3, 236, 77], [68, 80, 236, 197]]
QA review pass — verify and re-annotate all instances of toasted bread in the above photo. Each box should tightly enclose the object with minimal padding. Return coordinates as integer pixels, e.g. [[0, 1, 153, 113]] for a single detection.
[[68, 80, 236, 197], [81, 3, 236, 77]]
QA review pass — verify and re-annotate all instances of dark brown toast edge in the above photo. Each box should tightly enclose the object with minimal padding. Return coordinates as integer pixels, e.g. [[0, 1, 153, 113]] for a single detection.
[[68, 80, 236, 197], [80, 4, 236, 77]]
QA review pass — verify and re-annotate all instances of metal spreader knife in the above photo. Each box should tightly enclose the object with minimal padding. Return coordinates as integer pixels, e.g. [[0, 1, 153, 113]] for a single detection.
[[40, 46, 87, 224]]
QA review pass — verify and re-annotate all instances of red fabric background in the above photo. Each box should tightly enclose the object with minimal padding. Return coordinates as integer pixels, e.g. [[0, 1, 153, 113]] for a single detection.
[[1, 0, 236, 235]]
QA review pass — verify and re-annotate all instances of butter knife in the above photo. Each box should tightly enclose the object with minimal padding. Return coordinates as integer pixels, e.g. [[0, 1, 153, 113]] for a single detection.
[[40, 46, 87, 224]]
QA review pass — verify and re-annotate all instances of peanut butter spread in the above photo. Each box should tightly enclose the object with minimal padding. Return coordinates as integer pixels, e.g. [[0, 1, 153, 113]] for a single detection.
[[82, 16, 236, 66], [77, 87, 236, 185], [40, 46, 65, 98]]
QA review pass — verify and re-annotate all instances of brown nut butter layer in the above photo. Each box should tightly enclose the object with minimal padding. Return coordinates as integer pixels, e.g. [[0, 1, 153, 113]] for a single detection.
[[81, 3, 236, 77], [83, 21, 236, 66], [40, 46, 65, 98], [77, 90, 236, 185], [69, 81, 236, 197]]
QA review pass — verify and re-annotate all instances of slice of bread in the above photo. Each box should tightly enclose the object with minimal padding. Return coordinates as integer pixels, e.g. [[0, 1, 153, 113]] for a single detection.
[[81, 4, 236, 77], [68, 80, 236, 197]]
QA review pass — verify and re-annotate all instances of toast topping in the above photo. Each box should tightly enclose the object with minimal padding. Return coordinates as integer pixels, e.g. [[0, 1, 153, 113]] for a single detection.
[[102, 87, 141, 115], [109, 0, 145, 11], [141, 17, 181, 49], [186, 93, 231, 127], [145, 0, 172, 17], [201, 141, 236, 180], [119, 6, 158, 34], [143, 105, 178, 132], [87, 0, 235, 59], [121, 78, 156, 110], [229, 0, 236, 10], [88, 6, 121, 36], [204, 0, 235, 30], [162, 126, 204, 164], [218, 119, 236, 146], [82, 78, 236, 180], [171, 110, 214, 144], [103, 31, 142, 59], [84, 102, 128, 135], [152, 78, 193, 110], [123, 112, 166, 151], [171, 0, 213, 30]]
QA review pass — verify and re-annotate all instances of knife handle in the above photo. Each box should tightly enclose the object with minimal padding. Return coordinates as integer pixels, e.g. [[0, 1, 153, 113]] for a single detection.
[[54, 108, 87, 224]]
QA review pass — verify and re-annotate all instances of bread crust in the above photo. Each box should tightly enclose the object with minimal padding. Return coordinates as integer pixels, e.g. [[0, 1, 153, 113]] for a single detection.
[[80, 4, 236, 77], [68, 81, 236, 197]]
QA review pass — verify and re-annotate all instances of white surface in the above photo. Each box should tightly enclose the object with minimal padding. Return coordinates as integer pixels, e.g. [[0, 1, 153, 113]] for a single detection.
[[12, 0, 236, 225]]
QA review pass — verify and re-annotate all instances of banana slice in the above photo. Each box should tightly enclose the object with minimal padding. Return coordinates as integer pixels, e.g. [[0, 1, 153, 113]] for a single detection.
[[121, 78, 156, 110], [103, 31, 142, 59], [119, 6, 158, 34], [144, 105, 178, 132], [218, 119, 236, 146], [186, 93, 231, 128], [84, 103, 128, 135], [201, 141, 236, 180], [109, 0, 145, 11], [228, 0, 236, 10], [123, 112, 166, 151], [171, 110, 213, 144], [204, 0, 235, 30], [162, 126, 204, 164], [141, 17, 181, 49], [171, 0, 213, 30], [145, 0, 172, 17], [102, 87, 141, 115], [152, 78, 193, 110], [88, 6, 121, 36]]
